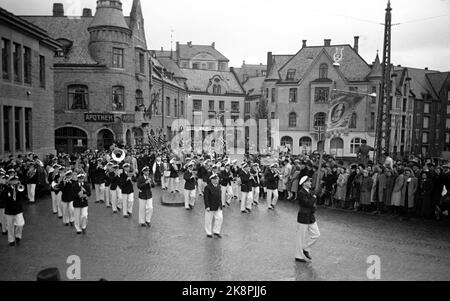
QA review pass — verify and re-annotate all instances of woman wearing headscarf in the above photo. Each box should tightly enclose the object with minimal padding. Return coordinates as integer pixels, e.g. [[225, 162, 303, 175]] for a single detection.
[[401, 168, 417, 220], [334, 166, 348, 208]]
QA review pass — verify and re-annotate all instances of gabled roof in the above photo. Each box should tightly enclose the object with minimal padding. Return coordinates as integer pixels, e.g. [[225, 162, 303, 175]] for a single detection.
[[278, 45, 371, 82], [157, 57, 186, 79], [426, 72, 450, 97], [266, 55, 293, 80], [178, 44, 229, 62], [22, 16, 98, 65], [393, 66, 440, 99], [368, 53, 382, 78], [151, 49, 175, 59], [181, 68, 244, 94], [243, 76, 265, 97]]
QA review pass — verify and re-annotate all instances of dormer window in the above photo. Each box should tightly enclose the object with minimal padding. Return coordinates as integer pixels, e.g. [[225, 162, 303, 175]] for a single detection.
[[319, 63, 328, 79], [213, 84, 222, 95], [56, 38, 73, 56], [287, 69, 296, 81]]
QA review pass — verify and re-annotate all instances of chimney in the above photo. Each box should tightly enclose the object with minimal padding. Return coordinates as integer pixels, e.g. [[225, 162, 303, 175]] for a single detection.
[[82, 8, 92, 17], [243, 60, 246, 66], [187, 41, 192, 47], [211, 42, 215, 49], [425, 67, 428, 70], [161, 47, 164, 51], [324, 39, 331, 47], [267, 52, 273, 75], [302, 40, 307, 48], [354, 36, 359, 53], [53, 3, 64, 17]]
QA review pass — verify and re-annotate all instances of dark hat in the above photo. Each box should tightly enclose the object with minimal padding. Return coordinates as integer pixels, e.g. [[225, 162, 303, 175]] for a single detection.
[[36, 268, 61, 281]]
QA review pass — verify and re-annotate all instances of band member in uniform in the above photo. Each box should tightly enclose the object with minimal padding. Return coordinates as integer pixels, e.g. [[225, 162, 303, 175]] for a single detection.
[[168, 158, 179, 194], [219, 161, 233, 207], [161, 157, 170, 190], [109, 164, 121, 214], [25, 164, 38, 203], [152, 157, 164, 188], [204, 174, 223, 238], [239, 163, 253, 213], [230, 160, 240, 200], [104, 162, 113, 208], [295, 176, 320, 262], [93, 158, 106, 204], [197, 158, 206, 196], [0, 173, 8, 235], [4, 176, 25, 246], [183, 161, 197, 210], [119, 163, 135, 218], [48, 164, 61, 215], [60, 170, 75, 227], [73, 173, 91, 235], [265, 163, 281, 210], [137, 166, 154, 228], [251, 163, 261, 206]]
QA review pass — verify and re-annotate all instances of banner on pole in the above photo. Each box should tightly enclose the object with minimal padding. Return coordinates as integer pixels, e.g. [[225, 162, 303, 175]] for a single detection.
[[326, 90, 365, 135]]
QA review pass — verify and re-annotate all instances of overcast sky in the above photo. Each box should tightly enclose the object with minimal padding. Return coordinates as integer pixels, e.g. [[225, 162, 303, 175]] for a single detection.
[[3, 0, 450, 71]]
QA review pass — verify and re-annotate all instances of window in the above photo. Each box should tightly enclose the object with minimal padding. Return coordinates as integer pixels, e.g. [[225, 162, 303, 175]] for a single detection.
[[2, 38, 10, 80], [319, 63, 328, 79], [245, 102, 250, 114], [14, 108, 20, 151], [350, 138, 363, 154], [422, 132, 429, 144], [281, 136, 293, 148], [174, 99, 178, 117], [166, 97, 170, 116], [423, 117, 429, 129], [23, 47, 31, 84], [446, 132, 450, 144], [266, 88, 269, 99], [447, 105, 450, 115], [423, 103, 430, 114], [262, 70, 266, 76], [68, 85, 89, 110], [271, 88, 276, 103], [289, 88, 297, 102], [13, 43, 21, 82], [181, 61, 188, 68], [271, 112, 275, 119], [135, 90, 143, 107], [349, 113, 357, 128], [314, 112, 327, 128], [180, 100, 184, 116], [315, 87, 329, 103], [288, 112, 297, 127], [231, 101, 239, 113], [219, 101, 225, 111], [39, 55, 45, 88], [287, 69, 296, 80], [299, 137, 312, 147], [193, 99, 202, 111], [446, 118, 450, 129], [112, 86, 124, 111], [112, 48, 124, 68], [25, 108, 31, 149], [139, 52, 145, 74], [371, 86, 377, 104], [219, 62, 227, 71], [213, 84, 222, 94], [193, 62, 200, 69], [209, 100, 215, 111], [396, 97, 401, 109], [402, 116, 406, 128], [349, 87, 358, 92], [422, 146, 428, 156], [3, 106, 10, 152], [369, 112, 375, 131], [207, 62, 214, 70]]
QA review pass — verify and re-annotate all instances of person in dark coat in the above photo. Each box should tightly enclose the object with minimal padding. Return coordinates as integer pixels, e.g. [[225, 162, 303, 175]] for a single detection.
[[73, 173, 91, 235], [60, 170, 75, 227], [418, 171, 434, 219], [183, 161, 197, 210], [4, 176, 26, 246], [92, 158, 106, 204], [119, 163, 135, 218], [239, 163, 253, 213], [137, 166, 154, 227], [295, 176, 320, 262], [0, 173, 9, 235], [219, 162, 233, 207], [203, 174, 223, 238], [109, 164, 121, 214], [265, 163, 280, 210], [24, 164, 38, 203]]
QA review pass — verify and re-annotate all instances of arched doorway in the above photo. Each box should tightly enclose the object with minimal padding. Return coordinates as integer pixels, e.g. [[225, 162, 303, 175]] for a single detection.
[[126, 129, 132, 146], [55, 127, 88, 154], [299, 137, 312, 154], [134, 128, 144, 145], [330, 137, 344, 157], [97, 129, 114, 151], [281, 136, 293, 151]]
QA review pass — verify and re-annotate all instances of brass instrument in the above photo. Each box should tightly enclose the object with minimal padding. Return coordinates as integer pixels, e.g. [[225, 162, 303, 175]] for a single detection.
[[17, 184, 25, 192], [112, 149, 126, 163]]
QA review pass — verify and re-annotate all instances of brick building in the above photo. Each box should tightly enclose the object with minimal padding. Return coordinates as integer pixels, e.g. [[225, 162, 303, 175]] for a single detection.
[[264, 37, 381, 158], [22, 0, 156, 153], [0, 7, 60, 159]]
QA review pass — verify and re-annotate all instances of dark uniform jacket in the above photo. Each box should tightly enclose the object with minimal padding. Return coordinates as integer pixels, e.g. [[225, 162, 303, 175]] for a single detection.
[[169, 163, 179, 178], [184, 170, 197, 190], [204, 183, 222, 211], [264, 169, 280, 190], [104, 171, 111, 187], [61, 179, 76, 203], [137, 175, 153, 200], [296, 188, 317, 224], [203, 170, 213, 184], [0, 184, 7, 209], [48, 172, 61, 193], [109, 172, 120, 191], [250, 169, 260, 187], [25, 170, 38, 185], [4, 185, 24, 215], [219, 170, 233, 187], [92, 166, 106, 185], [239, 170, 252, 192], [119, 172, 135, 194], [73, 182, 91, 208]]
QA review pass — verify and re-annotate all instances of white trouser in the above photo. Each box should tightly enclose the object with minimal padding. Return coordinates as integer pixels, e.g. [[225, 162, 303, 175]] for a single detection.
[[240, 191, 253, 211], [253, 186, 260, 203], [94, 184, 105, 202], [110, 189, 120, 211], [62, 202, 75, 224], [161, 176, 167, 189], [116, 187, 122, 209], [233, 182, 241, 200], [27, 184, 36, 203], [105, 186, 111, 206], [0, 208, 7, 233], [184, 189, 196, 209], [168, 177, 178, 192], [197, 179, 204, 195], [221, 185, 232, 206], [295, 222, 320, 260], [205, 209, 223, 235], [73, 207, 88, 232], [122, 193, 134, 216], [139, 198, 153, 224], [6, 213, 25, 243], [267, 189, 279, 207], [51, 191, 56, 213]]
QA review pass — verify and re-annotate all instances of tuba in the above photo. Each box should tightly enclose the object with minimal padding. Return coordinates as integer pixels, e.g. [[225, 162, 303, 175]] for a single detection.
[[17, 184, 25, 192], [112, 149, 126, 163]]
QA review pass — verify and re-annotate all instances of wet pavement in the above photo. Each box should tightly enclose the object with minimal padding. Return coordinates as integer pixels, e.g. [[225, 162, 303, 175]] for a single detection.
[[1, 184, 450, 281]]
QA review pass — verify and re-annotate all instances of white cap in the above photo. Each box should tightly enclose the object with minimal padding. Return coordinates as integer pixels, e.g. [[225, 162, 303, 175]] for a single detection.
[[299, 176, 311, 186]]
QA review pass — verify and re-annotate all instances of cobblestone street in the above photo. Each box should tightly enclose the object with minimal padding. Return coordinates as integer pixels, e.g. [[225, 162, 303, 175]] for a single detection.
[[1, 186, 450, 281]]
